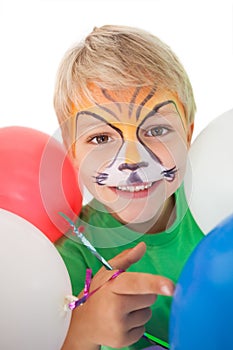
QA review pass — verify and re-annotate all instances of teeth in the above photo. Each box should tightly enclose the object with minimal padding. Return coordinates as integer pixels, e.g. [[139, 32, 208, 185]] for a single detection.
[[117, 182, 153, 192]]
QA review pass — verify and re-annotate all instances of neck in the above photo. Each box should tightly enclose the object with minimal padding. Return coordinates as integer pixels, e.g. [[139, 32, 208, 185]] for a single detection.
[[146, 195, 176, 233], [112, 195, 176, 234]]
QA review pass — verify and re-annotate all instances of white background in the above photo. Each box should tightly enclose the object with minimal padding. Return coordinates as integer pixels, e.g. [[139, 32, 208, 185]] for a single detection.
[[0, 0, 232, 142]]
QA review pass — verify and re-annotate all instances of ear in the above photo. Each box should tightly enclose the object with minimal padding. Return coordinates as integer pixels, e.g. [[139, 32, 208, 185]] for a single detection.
[[187, 122, 194, 147]]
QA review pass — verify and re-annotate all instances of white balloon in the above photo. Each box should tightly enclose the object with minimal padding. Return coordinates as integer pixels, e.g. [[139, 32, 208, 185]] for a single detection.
[[184, 109, 233, 234], [0, 209, 72, 350]]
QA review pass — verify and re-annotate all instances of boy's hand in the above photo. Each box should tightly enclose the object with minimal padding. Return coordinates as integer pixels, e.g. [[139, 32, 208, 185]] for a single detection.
[[62, 242, 174, 350]]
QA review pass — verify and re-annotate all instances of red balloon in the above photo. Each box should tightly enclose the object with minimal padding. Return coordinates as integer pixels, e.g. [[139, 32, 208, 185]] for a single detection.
[[0, 126, 82, 242]]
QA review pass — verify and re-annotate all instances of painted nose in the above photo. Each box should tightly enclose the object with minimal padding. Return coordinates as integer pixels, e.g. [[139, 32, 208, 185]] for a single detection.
[[118, 161, 148, 171]]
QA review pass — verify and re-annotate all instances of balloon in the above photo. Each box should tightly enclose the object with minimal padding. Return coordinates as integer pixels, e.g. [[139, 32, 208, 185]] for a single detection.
[[169, 214, 233, 350], [0, 209, 72, 350], [184, 108, 233, 233], [0, 126, 82, 242]]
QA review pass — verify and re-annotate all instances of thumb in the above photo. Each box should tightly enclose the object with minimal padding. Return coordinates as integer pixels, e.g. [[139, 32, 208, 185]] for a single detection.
[[108, 242, 146, 270]]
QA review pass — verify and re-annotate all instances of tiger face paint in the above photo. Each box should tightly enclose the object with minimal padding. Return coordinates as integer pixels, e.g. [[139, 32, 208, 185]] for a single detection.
[[72, 87, 193, 229]]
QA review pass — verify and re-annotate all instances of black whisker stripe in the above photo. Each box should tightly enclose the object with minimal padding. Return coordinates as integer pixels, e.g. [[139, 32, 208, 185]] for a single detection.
[[135, 86, 157, 120], [101, 89, 122, 113], [128, 87, 141, 118], [161, 166, 178, 175], [92, 173, 108, 185]]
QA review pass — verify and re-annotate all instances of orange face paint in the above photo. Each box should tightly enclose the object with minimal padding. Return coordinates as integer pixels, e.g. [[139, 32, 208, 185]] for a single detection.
[[70, 85, 191, 227], [71, 86, 187, 156]]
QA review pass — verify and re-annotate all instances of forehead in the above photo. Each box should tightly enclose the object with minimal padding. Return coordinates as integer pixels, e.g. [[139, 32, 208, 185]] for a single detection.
[[75, 86, 186, 128]]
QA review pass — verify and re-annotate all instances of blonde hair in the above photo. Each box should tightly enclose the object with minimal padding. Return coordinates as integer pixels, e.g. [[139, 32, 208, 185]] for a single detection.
[[54, 25, 196, 146]]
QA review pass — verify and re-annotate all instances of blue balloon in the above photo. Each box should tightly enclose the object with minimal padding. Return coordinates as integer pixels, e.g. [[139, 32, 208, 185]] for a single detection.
[[169, 214, 233, 350]]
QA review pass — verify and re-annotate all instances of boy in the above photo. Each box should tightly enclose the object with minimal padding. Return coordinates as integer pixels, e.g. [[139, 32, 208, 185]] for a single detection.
[[54, 25, 204, 349]]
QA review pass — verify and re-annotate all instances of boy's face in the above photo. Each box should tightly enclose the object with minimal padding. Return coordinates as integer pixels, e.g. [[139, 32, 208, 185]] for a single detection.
[[71, 86, 193, 227]]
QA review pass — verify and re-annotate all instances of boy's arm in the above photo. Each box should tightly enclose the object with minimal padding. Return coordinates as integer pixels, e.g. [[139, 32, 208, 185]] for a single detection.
[[61, 242, 174, 349]]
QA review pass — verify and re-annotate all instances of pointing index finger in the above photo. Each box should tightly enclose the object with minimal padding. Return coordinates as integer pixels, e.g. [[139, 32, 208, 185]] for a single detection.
[[109, 272, 174, 296]]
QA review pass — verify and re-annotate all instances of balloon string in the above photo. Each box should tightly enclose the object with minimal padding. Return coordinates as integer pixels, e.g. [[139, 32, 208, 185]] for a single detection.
[[68, 268, 124, 310], [83, 268, 92, 296]]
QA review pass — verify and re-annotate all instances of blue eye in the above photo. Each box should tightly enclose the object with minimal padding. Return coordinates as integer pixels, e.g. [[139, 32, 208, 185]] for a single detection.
[[146, 126, 170, 137]]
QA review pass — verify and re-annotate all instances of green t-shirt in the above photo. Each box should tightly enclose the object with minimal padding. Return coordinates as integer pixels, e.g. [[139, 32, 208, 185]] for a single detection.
[[56, 184, 204, 349]]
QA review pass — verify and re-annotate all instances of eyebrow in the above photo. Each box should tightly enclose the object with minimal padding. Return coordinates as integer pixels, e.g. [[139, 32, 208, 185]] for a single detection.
[[144, 100, 181, 119], [76, 112, 123, 139], [137, 100, 184, 133], [76, 110, 120, 122]]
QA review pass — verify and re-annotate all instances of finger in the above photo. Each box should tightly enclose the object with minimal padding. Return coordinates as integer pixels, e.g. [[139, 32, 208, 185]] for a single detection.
[[115, 294, 157, 313], [111, 272, 174, 296], [108, 242, 146, 270], [127, 307, 152, 329], [126, 325, 146, 346]]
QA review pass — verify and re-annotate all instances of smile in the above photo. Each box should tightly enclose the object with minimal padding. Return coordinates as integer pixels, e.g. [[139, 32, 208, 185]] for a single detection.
[[109, 180, 163, 199], [116, 182, 153, 192]]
